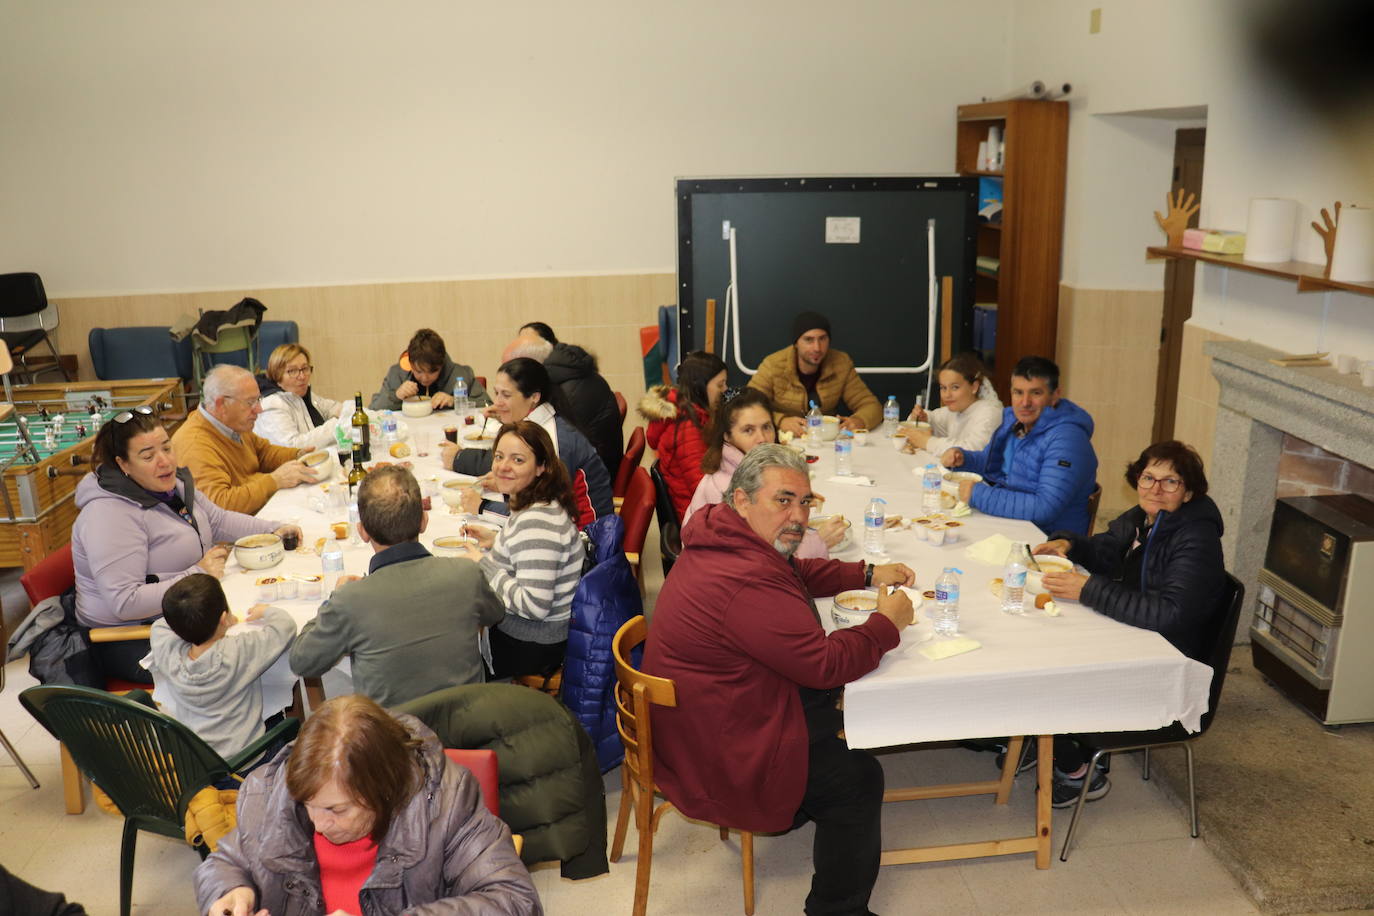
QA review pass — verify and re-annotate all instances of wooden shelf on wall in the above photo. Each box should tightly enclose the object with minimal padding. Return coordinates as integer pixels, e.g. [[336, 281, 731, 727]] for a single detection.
[[1146, 246, 1374, 299]]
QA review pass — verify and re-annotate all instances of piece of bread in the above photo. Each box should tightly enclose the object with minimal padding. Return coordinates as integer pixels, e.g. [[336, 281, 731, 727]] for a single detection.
[[1035, 592, 1053, 609], [389, 441, 411, 458]]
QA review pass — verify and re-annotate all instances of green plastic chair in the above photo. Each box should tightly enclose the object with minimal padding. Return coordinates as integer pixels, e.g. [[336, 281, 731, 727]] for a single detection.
[[192, 324, 259, 393], [19, 685, 299, 916]]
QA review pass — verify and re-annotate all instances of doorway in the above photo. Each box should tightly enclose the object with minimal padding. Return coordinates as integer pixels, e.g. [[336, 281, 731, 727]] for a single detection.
[[1153, 127, 1206, 442]]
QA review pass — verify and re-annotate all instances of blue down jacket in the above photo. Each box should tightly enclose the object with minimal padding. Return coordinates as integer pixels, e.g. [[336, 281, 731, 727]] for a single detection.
[[562, 513, 642, 771], [961, 398, 1098, 535]]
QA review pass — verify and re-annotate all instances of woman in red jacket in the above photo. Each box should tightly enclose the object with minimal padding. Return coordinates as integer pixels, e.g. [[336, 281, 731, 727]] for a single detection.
[[638, 351, 727, 519]]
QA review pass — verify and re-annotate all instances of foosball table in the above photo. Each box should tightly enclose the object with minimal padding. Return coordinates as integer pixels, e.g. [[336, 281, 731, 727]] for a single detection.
[[0, 378, 183, 570]]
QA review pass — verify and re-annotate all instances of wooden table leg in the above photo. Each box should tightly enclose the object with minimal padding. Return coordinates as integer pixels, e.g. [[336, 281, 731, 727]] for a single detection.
[[60, 743, 86, 815], [995, 735, 1023, 804], [1035, 734, 1053, 869]]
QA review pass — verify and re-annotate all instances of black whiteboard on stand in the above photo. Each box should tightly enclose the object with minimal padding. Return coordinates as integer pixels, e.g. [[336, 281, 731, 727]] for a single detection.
[[676, 176, 977, 417]]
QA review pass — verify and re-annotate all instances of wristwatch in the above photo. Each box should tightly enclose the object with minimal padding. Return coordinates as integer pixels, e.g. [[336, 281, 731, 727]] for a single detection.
[[864, 563, 875, 587]]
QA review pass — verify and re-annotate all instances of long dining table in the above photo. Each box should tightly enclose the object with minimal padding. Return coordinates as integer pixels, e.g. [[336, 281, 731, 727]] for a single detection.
[[169, 407, 498, 715], [804, 427, 1212, 869]]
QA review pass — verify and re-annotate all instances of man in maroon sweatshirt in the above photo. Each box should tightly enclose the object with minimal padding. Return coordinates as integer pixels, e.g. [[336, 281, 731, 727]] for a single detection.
[[645, 444, 915, 916]]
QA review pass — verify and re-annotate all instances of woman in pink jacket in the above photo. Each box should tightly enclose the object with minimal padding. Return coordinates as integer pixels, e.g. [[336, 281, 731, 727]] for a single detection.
[[684, 389, 845, 558]]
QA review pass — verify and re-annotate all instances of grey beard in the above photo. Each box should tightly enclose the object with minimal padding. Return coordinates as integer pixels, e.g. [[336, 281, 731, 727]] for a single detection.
[[772, 524, 806, 557]]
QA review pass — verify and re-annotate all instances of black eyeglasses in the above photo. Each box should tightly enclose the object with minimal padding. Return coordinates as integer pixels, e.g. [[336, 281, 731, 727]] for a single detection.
[[283, 365, 314, 377], [113, 406, 155, 424], [1138, 472, 1184, 493]]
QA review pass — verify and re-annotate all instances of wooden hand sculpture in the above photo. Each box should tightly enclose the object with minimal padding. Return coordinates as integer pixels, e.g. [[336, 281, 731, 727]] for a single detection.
[[1312, 202, 1341, 277], [1154, 188, 1200, 248]]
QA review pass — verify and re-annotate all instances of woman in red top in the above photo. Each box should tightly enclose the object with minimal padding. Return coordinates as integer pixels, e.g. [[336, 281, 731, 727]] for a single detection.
[[638, 351, 727, 519]]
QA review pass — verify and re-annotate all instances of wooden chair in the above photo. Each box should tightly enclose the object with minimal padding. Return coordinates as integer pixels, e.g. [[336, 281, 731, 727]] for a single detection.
[[21, 543, 155, 813], [614, 391, 627, 423], [611, 616, 755, 916], [444, 747, 523, 856], [1086, 483, 1103, 533], [619, 469, 655, 593], [613, 427, 647, 511], [1059, 573, 1245, 861]]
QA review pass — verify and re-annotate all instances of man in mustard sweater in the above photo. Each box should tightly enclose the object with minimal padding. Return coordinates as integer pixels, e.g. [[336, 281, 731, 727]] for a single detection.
[[748, 311, 883, 436], [172, 365, 317, 514]]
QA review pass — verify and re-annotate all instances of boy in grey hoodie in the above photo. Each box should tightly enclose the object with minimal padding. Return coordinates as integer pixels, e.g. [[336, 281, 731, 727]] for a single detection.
[[144, 574, 297, 759]]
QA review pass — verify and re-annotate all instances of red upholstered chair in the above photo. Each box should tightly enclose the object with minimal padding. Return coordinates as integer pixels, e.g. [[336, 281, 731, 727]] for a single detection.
[[444, 747, 522, 855], [613, 427, 647, 508], [444, 748, 500, 815], [619, 469, 655, 593], [475, 376, 487, 391], [21, 541, 155, 813], [614, 391, 627, 423]]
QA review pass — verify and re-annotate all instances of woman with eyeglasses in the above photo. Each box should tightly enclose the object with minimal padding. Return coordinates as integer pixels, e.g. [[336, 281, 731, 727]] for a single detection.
[[637, 351, 728, 519], [1033, 440, 1226, 662], [254, 343, 350, 449], [71, 408, 301, 682], [1024, 440, 1225, 808]]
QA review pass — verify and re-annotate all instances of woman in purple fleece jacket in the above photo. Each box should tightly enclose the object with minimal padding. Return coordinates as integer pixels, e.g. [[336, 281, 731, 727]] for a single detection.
[[71, 409, 298, 682]]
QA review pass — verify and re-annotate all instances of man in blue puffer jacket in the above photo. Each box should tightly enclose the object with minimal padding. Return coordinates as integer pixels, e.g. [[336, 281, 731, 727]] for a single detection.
[[942, 355, 1098, 535]]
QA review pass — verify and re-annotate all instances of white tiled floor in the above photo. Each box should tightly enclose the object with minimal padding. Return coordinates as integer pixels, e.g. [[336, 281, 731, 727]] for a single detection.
[[0, 653, 1262, 915]]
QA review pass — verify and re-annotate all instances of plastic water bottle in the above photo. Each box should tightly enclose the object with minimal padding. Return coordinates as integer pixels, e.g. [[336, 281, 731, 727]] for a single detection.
[[922, 463, 943, 511], [933, 567, 963, 636], [347, 501, 362, 546], [806, 400, 823, 447], [1001, 543, 1030, 615], [454, 376, 469, 418], [863, 497, 887, 557], [381, 410, 398, 443], [321, 541, 345, 594], [834, 431, 854, 476], [883, 395, 900, 434]]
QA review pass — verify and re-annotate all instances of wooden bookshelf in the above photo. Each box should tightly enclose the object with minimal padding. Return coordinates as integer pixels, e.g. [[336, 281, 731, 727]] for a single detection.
[[957, 100, 1069, 395], [1145, 246, 1374, 299]]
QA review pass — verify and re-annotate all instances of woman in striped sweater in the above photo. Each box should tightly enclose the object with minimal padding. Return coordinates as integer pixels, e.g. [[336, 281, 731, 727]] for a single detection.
[[461, 420, 584, 679]]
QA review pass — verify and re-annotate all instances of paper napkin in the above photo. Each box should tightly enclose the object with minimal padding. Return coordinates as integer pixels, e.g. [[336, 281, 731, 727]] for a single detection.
[[919, 636, 982, 660]]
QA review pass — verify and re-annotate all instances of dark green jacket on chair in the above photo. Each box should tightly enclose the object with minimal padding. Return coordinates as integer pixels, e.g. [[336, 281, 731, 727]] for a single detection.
[[396, 682, 609, 880]]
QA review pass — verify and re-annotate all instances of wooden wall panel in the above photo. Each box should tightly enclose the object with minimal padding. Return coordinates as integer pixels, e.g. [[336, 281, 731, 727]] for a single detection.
[[52, 272, 677, 445]]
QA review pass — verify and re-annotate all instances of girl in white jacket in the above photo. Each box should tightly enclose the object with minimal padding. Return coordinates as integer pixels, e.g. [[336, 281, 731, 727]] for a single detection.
[[253, 344, 350, 450], [903, 353, 1002, 455]]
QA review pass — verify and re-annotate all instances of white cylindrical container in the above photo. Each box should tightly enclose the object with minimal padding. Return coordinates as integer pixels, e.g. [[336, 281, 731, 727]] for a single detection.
[[1331, 206, 1374, 282], [1245, 198, 1298, 263], [986, 126, 1001, 171]]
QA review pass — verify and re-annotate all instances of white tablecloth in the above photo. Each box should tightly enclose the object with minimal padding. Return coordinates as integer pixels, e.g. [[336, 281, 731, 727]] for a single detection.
[[804, 432, 1213, 749]]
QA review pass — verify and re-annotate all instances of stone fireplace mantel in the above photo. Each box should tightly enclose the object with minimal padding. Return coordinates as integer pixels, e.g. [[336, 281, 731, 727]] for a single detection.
[[1206, 340, 1374, 637]]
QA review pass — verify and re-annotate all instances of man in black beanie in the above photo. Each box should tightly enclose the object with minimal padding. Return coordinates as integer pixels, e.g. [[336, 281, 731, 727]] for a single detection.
[[748, 310, 881, 437]]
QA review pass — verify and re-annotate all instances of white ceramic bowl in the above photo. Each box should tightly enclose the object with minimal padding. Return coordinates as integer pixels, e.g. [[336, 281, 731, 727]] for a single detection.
[[432, 535, 476, 557], [402, 397, 434, 418], [820, 416, 841, 441], [1026, 555, 1074, 593], [832, 589, 880, 629], [234, 533, 284, 570], [942, 470, 982, 496], [441, 479, 472, 508], [301, 450, 331, 469]]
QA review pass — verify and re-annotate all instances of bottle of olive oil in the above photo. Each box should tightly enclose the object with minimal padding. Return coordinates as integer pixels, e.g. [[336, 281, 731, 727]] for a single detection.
[[351, 392, 371, 462], [347, 443, 367, 497]]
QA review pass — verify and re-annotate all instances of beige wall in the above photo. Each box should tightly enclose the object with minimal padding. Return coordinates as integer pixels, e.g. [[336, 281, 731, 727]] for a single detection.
[[1055, 285, 1163, 518], [53, 272, 676, 441]]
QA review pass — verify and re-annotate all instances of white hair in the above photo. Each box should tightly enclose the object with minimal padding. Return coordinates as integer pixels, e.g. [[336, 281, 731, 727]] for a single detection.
[[202, 364, 253, 406], [507, 337, 554, 363]]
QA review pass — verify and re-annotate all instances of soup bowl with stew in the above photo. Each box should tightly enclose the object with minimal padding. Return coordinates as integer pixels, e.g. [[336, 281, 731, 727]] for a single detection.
[[1026, 554, 1074, 593], [832, 589, 880, 629], [234, 533, 285, 570]]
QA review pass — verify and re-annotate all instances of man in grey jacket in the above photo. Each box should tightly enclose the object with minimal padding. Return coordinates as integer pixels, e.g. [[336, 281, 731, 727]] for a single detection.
[[289, 466, 504, 706]]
